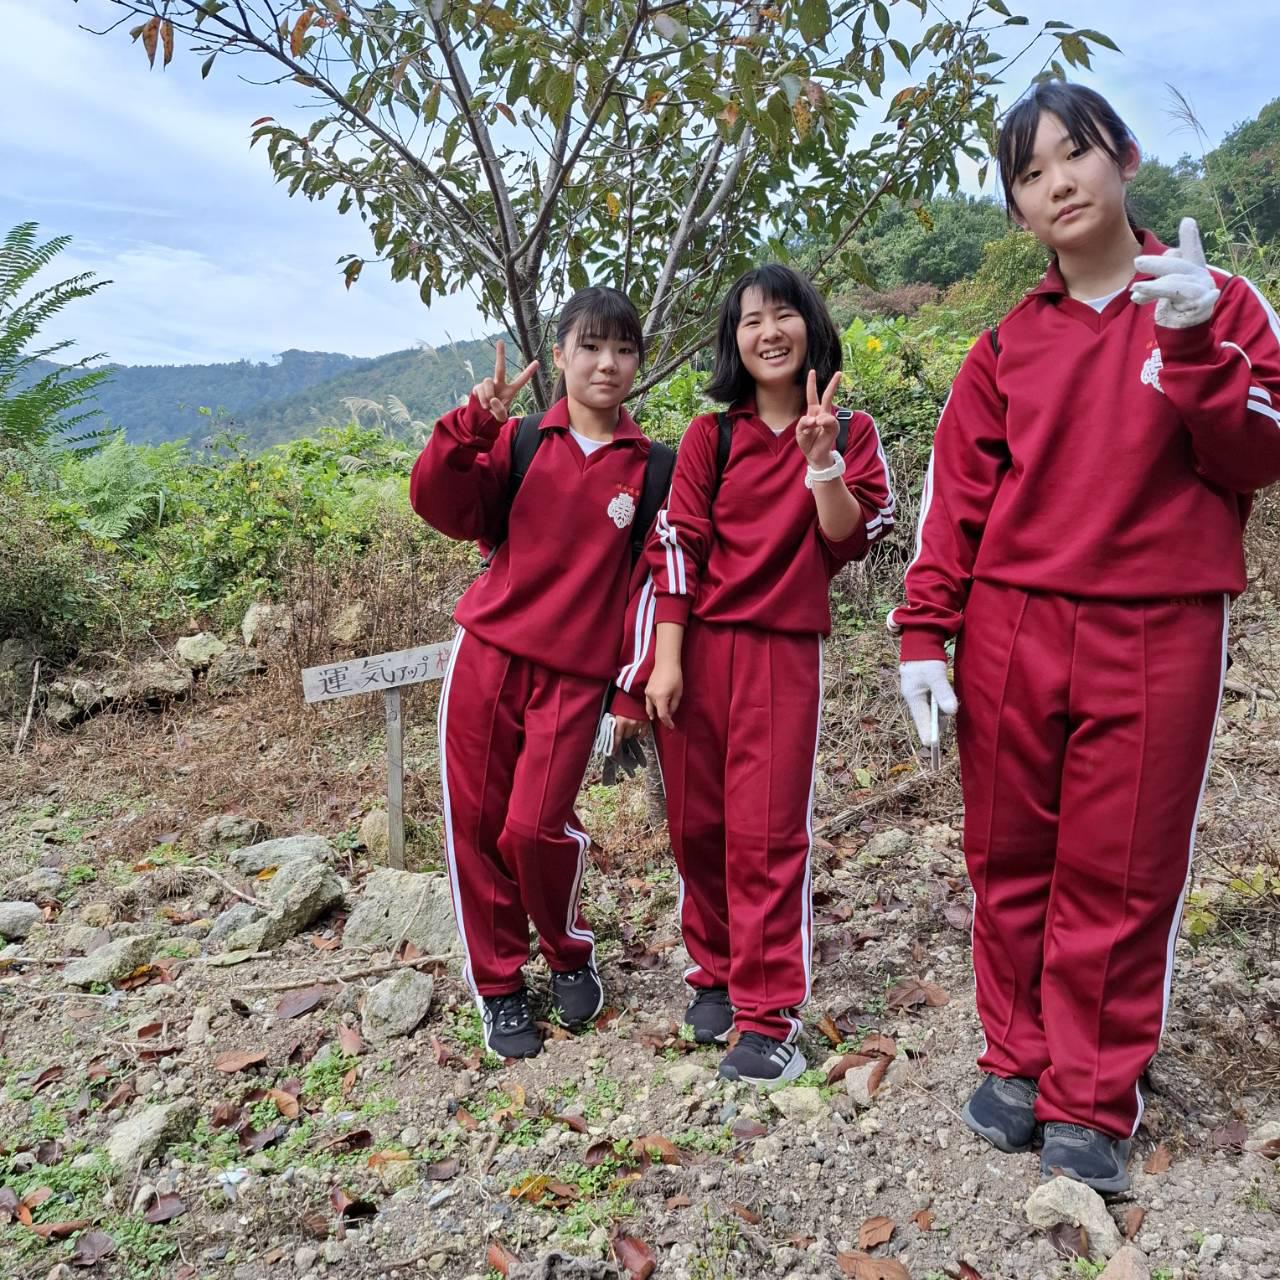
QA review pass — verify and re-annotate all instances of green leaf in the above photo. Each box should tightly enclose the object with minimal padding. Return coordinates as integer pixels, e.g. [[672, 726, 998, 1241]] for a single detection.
[[423, 82, 441, 123], [888, 39, 911, 70], [1074, 28, 1120, 52], [797, 0, 831, 44], [872, 1, 890, 35], [985, 0, 1010, 13], [201, 52, 217, 79]]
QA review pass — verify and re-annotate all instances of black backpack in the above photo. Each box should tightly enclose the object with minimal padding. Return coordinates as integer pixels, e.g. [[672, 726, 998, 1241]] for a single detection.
[[489, 413, 676, 563], [710, 408, 855, 499]]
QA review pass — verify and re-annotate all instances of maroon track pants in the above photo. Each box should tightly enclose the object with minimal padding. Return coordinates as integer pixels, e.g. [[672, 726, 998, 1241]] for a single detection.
[[656, 619, 822, 1042], [956, 580, 1228, 1137], [438, 629, 604, 996]]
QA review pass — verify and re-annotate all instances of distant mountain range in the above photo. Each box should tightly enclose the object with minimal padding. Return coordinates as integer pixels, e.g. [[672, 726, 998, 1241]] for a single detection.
[[35, 337, 501, 448]]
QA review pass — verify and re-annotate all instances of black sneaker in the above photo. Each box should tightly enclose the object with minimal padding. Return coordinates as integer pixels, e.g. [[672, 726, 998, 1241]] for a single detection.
[[480, 989, 542, 1058], [1041, 1122, 1133, 1194], [549, 964, 604, 1029], [717, 1032, 806, 1086], [962, 1074, 1040, 1153], [685, 988, 733, 1044]]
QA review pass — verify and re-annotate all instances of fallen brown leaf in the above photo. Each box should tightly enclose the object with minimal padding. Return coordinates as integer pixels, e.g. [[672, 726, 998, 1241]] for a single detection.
[[368, 1150, 411, 1171], [135, 1022, 165, 1039], [338, 1025, 364, 1056], [143, 1193, 187, 1224], [632, 1134, 682, 1166], [23, 1065, 64, 1093], [425, 1158, 459, 1181], [728, 1201, 761, 1225], [213, 1048, 268, 1073], [486, 1239, 520, 1276], [911, 1208, 934, 1231], [267, 1088, 300, 1120], [274, 984, 333, 1021], [1143, 1143, 1172, 1174], [665, 1194, 692, 1210], [867, 1057, 891, 1096], [885, 977, 950, 1010], [1123, 1207, 1146, 1241], [584, 1140, 615, 1166], [21, 1187, 52, 1211], [612, 1232, 657, 1279], [70, 1229, 118, 1267], [816, 1011, 843, 1047], [550, 1112, 588, 1133], [730, 1119, 769, 1140], [329, 1186, 377, 1219], [949, 1265, 984, 1280], [315, 1129, 373, 1155], [826, 1052, 874, 1085], [309, 934, 340, 951], [860, 1034, 898, 1058], [1210, 1121, 1249, 1149], [30, 1219, 91, 1240], [857, 1215, 895, 1250], [1047, 1223, 1089, 1259], [455, 1107, 480, 1131], [836, 1252, 910, 1279]]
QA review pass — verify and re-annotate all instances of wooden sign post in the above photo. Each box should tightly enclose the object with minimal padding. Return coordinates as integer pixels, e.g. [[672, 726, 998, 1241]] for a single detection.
[[301, 641, 453, 869]]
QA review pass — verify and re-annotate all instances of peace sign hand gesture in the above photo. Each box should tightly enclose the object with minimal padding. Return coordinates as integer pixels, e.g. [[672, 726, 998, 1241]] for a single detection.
[[472, 340, 540, 423], [795, 370, 843, 468]]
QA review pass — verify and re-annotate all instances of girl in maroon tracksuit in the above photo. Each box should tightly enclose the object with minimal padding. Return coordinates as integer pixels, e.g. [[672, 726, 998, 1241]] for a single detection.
[[409, 288, 653, 1059], [892, 82, 1280, 1191], [612, 265, 895, 1085]]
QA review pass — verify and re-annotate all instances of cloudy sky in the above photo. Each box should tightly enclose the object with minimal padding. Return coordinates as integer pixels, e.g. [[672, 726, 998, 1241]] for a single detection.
[[5, 0, 1279, 367]]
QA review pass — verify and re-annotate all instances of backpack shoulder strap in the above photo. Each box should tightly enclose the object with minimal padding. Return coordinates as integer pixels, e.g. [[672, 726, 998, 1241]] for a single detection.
[[632, 441, 676, 563], [485, 411, 546, 561], [835, 407, 853, 457], [710, 412, 733, 500], [988, 325, 1000, 356]]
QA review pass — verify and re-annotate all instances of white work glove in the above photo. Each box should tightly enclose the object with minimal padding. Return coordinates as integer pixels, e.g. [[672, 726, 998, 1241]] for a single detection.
[[1131, 217, 1220, 329], [899, 660, 957, 747]]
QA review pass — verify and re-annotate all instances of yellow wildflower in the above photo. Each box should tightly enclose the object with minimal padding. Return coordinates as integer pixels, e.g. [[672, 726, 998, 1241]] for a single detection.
[[866, 336, 882, 352]]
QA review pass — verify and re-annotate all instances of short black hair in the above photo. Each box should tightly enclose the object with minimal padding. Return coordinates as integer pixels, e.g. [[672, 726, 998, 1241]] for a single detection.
[[704, 264, 842, 406], [997, 81, 1137, 217], [552, 286, 644, 401]]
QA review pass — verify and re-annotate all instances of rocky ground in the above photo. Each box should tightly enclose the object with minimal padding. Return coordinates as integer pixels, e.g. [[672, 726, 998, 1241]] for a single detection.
[[1, 608, 1278, 1280]]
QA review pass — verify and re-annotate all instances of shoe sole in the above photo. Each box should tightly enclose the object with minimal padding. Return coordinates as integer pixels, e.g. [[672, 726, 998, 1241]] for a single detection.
[[718, 1049, 807, 1088], [1040, 1143, 1133, 1195], [961, 1099, 1037, 1154]]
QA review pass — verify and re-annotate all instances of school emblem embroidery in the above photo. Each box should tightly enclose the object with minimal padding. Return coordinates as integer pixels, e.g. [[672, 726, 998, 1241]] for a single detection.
[[1140, 345, 1164, 394], [607, 492, 636, 529]]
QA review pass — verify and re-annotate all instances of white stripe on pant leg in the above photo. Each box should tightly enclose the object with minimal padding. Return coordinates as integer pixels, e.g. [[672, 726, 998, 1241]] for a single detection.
[[782, 634, 823, 1044], [563, 821, 599, 978], [437, 627, 482, 1006], [1134, 593, 1230, 1136]]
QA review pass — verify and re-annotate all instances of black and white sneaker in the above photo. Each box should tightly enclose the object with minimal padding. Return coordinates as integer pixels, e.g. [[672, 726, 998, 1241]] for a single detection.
[[480, 989, 542, 1058], [684, 988, 733, 1044], [962, 1074, 1040, 1153], [1041, 1122, 1133, 1194], [717, 1032, 806, 1086], [549, 964, 604, 1029]]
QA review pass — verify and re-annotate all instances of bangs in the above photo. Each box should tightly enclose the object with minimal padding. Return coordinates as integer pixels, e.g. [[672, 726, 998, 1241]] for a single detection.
[[559, 287, 645, 361], [997, 81, 1134, 210], [723, 263, 812, 328]]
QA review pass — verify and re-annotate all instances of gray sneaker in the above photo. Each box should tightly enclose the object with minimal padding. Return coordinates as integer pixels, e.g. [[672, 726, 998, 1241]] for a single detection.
[[962, 1074, 1040, 1153], [1041, 1122, 1133, 1194]]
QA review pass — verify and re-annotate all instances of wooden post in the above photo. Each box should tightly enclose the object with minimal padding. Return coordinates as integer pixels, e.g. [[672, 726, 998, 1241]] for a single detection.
[[385, 686, 405, 870]]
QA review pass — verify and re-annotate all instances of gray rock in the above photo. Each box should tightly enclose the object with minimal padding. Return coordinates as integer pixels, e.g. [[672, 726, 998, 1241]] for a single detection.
[[104, 1099, 199, 1176], [63, 933, 158, 987], [1099, 1245, 1151, 1280], [0, 901, 42, 940], [186, 1005, 213, 1047], [44, 694, 82, 729], [341, 868, 459, 955], [9, 867, 64, 902], [770, 1086, 825, 1125], [206, 647, 268, 696], [361, 969, 435, 1041], [667, 1061, 714, 1091], [359, 809, 390, 860], [1198, 1234, 1225, 1264], [103, 661, 193, 705], [206, 902, 264, 950], [0, 637, 36, 716], [49, 677, 108, 714], [1244, 1120, 1280, 1153], [226, 859, 344, 952], [859, 828, 912, 864], [1025, 1176, 1124, 1259], [329, 602, 369, 646], [294, 1246, 319, 1271], [176, 633, 227, 669], [229, 835, 335, 876], [196, 814, 268, 850], [241, 602, 292, 647], [843, 1062, 878, 1109]]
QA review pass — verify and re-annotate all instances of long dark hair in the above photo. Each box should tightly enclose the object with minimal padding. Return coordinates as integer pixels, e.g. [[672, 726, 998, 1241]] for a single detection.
[[703, 264, 841, 406], [551, 287, 645, 402], [996, 81, 1139, 224]]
